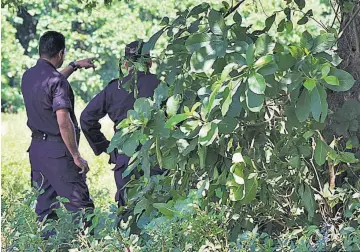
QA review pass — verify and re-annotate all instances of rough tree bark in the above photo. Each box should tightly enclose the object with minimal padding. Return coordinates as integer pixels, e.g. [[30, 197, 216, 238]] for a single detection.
[[328, 1, 360, 110], [327, 1, 360, 190]]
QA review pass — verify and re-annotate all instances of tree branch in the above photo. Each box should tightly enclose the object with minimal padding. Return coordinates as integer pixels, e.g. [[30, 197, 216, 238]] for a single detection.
[[334, 4, 360, 46], [224, 0, 246, 18]]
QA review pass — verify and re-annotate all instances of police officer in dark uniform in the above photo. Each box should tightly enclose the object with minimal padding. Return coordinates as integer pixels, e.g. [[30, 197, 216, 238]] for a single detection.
[[21, 31, 96, 223], [80, 41, 160, 207]]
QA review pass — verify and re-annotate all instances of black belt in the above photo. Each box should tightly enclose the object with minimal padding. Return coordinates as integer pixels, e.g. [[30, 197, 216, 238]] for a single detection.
[[31, 132, 64, 143]]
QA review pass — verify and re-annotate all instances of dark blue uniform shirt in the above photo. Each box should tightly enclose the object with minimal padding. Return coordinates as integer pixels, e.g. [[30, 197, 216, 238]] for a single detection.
[[21, 59, 78, 135], [80, 71, 159, 159]]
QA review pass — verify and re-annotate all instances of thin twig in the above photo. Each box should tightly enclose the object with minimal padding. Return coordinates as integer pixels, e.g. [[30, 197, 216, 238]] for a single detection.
[[304, 158, 323, 192], [330, 0, 341, 28], [292, 9, 328, 31], [257, 0, 269, 17]]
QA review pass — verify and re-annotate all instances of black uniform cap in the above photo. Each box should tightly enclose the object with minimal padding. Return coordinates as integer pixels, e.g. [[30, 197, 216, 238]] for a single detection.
[[125, 41, 150, 61]]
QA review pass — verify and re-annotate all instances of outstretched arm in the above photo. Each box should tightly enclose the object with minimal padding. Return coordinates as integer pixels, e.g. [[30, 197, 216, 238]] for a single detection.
[[61, 57, 97, 79]]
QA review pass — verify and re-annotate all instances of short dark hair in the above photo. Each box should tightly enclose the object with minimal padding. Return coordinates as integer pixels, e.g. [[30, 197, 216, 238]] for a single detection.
[[39, 31, 65, 58]]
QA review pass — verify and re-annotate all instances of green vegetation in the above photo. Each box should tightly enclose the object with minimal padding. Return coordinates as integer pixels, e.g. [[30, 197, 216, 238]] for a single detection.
[[2, 0, 360, 251]]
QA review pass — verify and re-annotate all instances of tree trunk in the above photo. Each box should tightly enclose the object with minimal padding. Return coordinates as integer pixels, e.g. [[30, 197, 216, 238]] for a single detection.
[[328, 3, 360, 111]]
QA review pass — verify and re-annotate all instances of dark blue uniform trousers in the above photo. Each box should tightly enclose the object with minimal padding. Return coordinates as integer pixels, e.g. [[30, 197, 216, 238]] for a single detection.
[[29, 139, 94, 222]]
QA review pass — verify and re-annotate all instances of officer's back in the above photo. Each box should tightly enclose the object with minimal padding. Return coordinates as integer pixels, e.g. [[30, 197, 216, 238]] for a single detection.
[[80, 41, 160, 207], [104, 71, 159, 126]]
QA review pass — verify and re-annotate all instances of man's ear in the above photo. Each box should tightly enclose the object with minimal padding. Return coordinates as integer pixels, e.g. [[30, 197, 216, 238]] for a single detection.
[[58, 49, 64, 59]]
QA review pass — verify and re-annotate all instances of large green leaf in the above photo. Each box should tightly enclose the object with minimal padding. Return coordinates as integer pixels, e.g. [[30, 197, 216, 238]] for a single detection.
[[134, 98, 152, 120], [208, 37, 228, 57], [166, 95, 182, 117], [324, 76, 339, 86], [246, 43, 255, 65], [134, 198, 150, 216], [318, 86, 328, 123], [314, 138, 328, 166], [254, 55, 273, 69], [227, 87, 243, 117], [190, 47, 217, 72], [198, 122, 218, 146], [299, 184, 316, 221], [153, 203, 177, 217], [325, 68, 355, 91], [218, 117, 238, 134], [229, 185, 244, 201], [265, 14, 276, 31], [162, 148, 178, 169], [310, 86, 321, 122], [257, 61, 278, 76], [153, 83, 169, 108], [208, 9, 226, 35], [180, 120, 201, 136], [277, 53, 296, 71], [180, 138, 197, 156], [225, 53, 246, 66], [241, 173, 258, 204], [122, 131, 141, 156], [185, 33, 211, 53], [188, 19, 201, 33], [188, 2, 210, 16], [151, 110, 170, 138], [107, 129, 129, 153], [303, 79, 316, 91], [176, 139, 189, 153], [300, 31, 314, 50], [295, 0, 305, 9], [165, 114, 189, 128], [295, 89, 311, 122], [230, 163, 245, 185], [198, 145, 207, 169], [233, 41, 249, 53], [221, 85, 232, 116], [245, 88, 264, 112], [248, 72, 266, 94], [122, 159, 140, 178], [233, 11, 242, 25], [204, 83, 221, 118], [255, 34, 274, 56], [142, 28, 165, 54], [277, 19, 286, 32], [311, 33, 335, 53], [139, 138, 155, 179]]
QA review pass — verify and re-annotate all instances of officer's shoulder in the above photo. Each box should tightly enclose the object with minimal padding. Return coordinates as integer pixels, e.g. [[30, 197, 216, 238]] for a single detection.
[[107, 78, 119, 87], [49, 71, 68, 84], [141, 72, 159, 81]]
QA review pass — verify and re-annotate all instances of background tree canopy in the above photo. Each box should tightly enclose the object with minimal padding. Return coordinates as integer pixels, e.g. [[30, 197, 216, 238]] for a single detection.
[[2, 0, 360, 251], [1, 0, 223, 112], [2, 0, 336, 112]]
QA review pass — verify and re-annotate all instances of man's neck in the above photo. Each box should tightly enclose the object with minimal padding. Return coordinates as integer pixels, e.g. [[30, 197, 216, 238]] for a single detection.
[[41, 57, 58, 69]]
